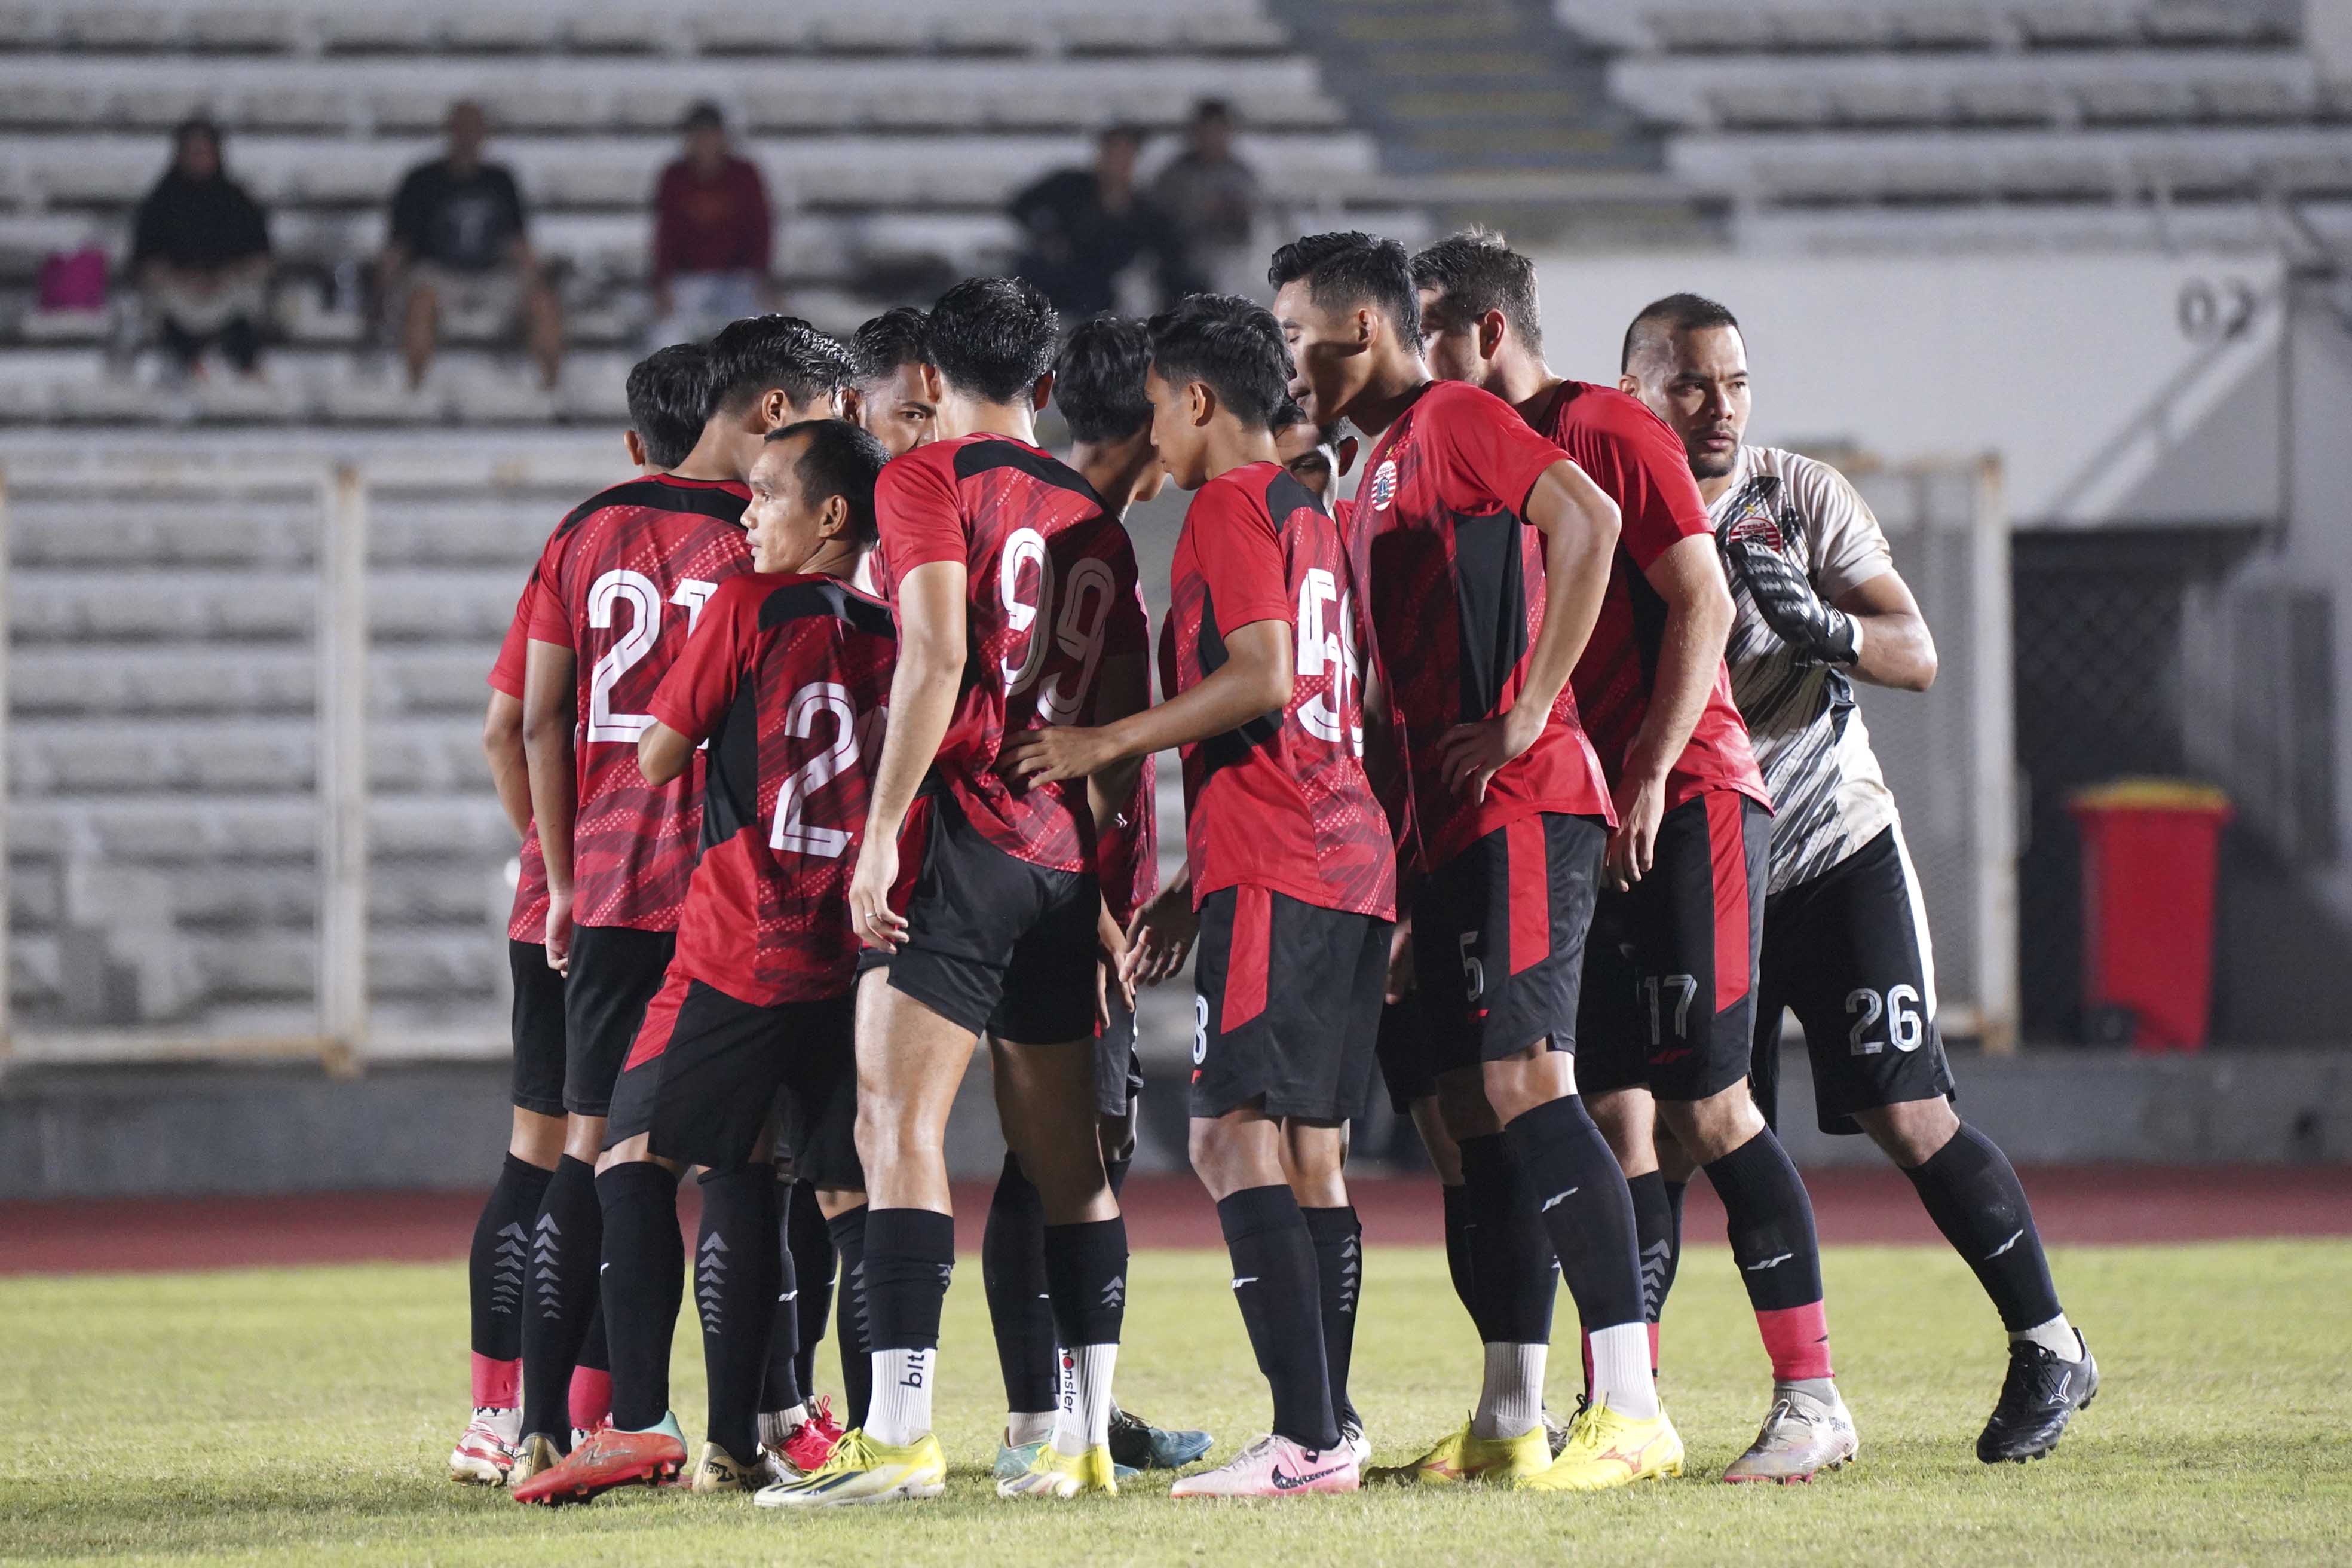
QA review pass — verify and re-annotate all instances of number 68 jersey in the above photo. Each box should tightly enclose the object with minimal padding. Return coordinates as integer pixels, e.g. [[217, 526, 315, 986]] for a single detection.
[[648, 572, 897, 1006], [527, 474, 755, 930]]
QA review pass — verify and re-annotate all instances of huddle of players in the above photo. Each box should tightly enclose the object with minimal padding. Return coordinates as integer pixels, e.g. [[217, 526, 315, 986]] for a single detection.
[[453, 226, 2098, 1510]]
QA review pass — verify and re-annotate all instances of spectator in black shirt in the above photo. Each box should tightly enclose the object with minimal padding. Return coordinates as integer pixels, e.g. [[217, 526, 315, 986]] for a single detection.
[[382, 101, 564, 389], [1008, 125, 1183, 318], [131, 118, 271, 376]]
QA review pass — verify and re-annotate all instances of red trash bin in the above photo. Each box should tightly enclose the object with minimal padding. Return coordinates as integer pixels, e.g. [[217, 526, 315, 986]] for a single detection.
[[2067, 779, 2232, 1052]]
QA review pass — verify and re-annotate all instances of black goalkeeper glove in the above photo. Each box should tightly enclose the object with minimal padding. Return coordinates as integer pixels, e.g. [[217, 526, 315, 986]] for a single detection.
[[1726, 540, 1860, 666]]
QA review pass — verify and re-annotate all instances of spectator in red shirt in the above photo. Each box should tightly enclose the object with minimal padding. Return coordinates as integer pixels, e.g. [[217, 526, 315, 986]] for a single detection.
[[650, 103, 774, 345]]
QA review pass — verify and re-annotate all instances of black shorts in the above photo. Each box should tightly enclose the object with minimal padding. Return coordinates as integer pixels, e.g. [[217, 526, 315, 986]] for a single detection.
[[1576, 792, 1768, 1104], [1374, 984, 1437, 1113], [1095, 990, 1144, 1119], [1192, 885, 1388, 1122], [509, 938, 567, 1118], [1407, 812, 1606, 1074], [605, 972, 863, 1186], [1753, 825, 1956, 1136], [858, 795, 1098, 1045], [564, 924, 676, 1118]]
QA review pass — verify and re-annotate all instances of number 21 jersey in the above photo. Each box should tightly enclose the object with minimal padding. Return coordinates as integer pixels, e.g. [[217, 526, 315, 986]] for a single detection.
[[526, 474, 755, 930]]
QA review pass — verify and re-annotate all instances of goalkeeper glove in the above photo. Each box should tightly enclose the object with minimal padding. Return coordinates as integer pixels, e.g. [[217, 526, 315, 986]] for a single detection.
[[1727, 540, 1860, 666]]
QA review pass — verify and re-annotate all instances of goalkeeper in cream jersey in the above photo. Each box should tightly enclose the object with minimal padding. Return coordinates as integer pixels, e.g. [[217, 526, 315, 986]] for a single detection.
[[1620, 291, 2097, 1468]]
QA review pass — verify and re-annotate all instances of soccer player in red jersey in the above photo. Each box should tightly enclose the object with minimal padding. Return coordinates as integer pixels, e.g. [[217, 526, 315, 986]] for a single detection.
[[510, 316, 853, 1480], [981, 314, 1211, 1481], [514, 420, 895, 1506], [452, 344, 709, 1487], [1413, 232, 1854, 1482], [1006, 294, 1394, 1498], [785, 278, 1147, 1506], [1270, 231, 1677, 1491], [847, 306, 941, 460]]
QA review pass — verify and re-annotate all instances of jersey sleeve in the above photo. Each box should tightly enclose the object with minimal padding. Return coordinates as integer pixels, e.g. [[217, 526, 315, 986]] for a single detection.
[[524, 529, 573, 647], [1428, 384, 1569, 519], [874, 448, 967, 579], [486, 574, 540, 697], [1191, 478, 1289, 633], [648, 574, 757, 742], [1572, 396, 1714, 572], [1798, 457, 1896, 602]]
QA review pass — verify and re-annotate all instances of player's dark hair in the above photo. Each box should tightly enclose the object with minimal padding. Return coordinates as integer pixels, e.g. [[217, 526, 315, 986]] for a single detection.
[[926, 276, 1059, 406], [850, 306, 932, 387], [624, 342, 711, 470], [1146, 293, 1293, 428], [1622, 292, 1741, 373], [1267, 230, 1422, 349], [1412, 228, 1543, 355], [1052, 314, 1153, 444], [765, 418, 889, 548], [705, 314, 855, 418], [1192, 98, 1232, 124], [682, 100, 724, 132]]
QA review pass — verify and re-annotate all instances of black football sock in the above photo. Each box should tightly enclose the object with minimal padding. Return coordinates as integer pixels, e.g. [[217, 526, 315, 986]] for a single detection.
[[1440, 1181, 1480, 1334], [1104, 1154, 1132, 1199], [1301, 1205, 1363, 1429], [468, 1153, 552, 1409], [1903, 1122, 2064, 1333], [1627, 1171, 1676, 1330], [1501, 1097, 1644, 1333], [982, 1153, 1059, 1422], [595, 1162, 682, 1435], [519, 1154, 603, 1444], [1042, 1214, 1129, 1450], [760, 1175, 804, 1418], [861, 1208, 955, 1445], [825, 1205, 873, 1428], [1704, 1128, 1833, 1383], [696, 1166, 780, 1463], [1661, 1177, 1689, 1308], [787, 1177, 837, 1399], [1457, 1132, 1558, 1345], [1217, 1185, 1339, 1451]]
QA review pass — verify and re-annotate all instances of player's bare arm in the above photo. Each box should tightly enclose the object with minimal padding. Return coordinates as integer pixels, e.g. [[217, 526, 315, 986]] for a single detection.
[[634, 719, 696, 788], [1607, 532, 1736, 890], [849, 558, 968, 950], [1080, 648, 1152, 1007], [1002, 620, 1293, 785], [1434, 458, 1621, 798], [519, 639, 577, 973], [483, 689, 532, 838], [1835, 569, 1938, 692]]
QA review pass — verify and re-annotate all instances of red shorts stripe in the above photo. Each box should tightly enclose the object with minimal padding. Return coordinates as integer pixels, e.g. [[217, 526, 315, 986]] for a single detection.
[[1705, 792, 1752, 1014], [621, 970, 690, 1073], [1220, 884, 1273, 1034], [1505, 817, 1551, 976]]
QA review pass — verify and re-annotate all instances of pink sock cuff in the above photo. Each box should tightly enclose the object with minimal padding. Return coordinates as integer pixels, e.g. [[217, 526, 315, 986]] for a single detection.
[[1647, 1321, 1661, 1374], [470, 1353, 520, 1410], [568, 1367, 613, 1432], [1755, 1302, 1833, 1383]]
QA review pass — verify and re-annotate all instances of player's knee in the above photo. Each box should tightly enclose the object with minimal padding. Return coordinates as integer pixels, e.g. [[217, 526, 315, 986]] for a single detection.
[[1858, 1097, 1960, 1169], [1662, 1079, 1765, 1161], [1587, 1087, 1655, 1169]]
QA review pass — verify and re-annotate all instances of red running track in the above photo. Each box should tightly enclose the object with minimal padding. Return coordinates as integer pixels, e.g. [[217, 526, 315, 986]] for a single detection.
[[1, 1165, 2346, 1278]]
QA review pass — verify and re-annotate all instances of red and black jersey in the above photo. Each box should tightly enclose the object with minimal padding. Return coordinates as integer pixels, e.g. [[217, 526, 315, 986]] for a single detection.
[[1352, 380, 1614, 870], [1159, 461, 1395, 919], [875, 434, 1146, 874], [487, 571, 552, 942], [1536, 381, 1769, 813], [1092, 576, 1159, 926], [526, 474, 755, 930], [647, 571, 896, 1007]]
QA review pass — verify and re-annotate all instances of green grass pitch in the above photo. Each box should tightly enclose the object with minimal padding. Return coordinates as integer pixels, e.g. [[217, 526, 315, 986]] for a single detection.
[[4, 1240, 2348, 1566]]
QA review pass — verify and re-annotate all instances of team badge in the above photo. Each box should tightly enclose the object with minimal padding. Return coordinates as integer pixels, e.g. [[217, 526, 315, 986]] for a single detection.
[[1367, 459, 1398, 511]]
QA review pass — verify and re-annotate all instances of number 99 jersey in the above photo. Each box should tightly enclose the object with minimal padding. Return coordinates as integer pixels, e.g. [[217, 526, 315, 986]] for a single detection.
[[646, 572, 897, 1006], [526, 474, 755, 930], [874, 434, 1147, 874]]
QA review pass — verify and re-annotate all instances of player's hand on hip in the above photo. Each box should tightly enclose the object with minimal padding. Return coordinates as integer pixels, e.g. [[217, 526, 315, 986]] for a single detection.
[[996, 725, 1116, 786], [1435, 707, 1542, 803], [1606, 771, 1668, 891], [848, 839, 908, 951], [1728, 540, 1860, 666], [543, 886, 574, 975]]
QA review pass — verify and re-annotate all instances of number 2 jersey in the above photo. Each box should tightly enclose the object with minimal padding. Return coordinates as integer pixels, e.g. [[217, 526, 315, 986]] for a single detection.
[[526, 473, 755, 930], [1160, 461, 1395, 920], [647, 571, 897, 1005], [874, 434, 1146, 874]]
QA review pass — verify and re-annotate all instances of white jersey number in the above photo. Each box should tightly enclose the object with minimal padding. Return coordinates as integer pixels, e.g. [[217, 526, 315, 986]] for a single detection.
[[997, 526, 1115, 724], [1294, 567, 1362, 754], [770, 681, 874, 858], [586, 569, 719, 743]]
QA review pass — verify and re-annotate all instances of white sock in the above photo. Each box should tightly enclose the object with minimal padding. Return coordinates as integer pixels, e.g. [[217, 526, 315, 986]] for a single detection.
[[866, 1348, 934, 1447], [1471, 1342, 1547, 1439], [757, 1405, 809, 1449], [1588, 1322, 1659, 1420], [479, 1406, 521, 1444], [1004, 1410, 1055, 1447], [1052, 1343, 1119, 1457], [2013, 1313, 2078, 1360]]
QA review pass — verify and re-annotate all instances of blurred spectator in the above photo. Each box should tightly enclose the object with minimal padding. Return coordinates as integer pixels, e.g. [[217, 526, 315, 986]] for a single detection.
[[1009, 125, 1183, 318], [650, 102, 774, 345], [1153, 100, 1263, 298], [130, 118, 271, 378], [382, 102, 563, 389]]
